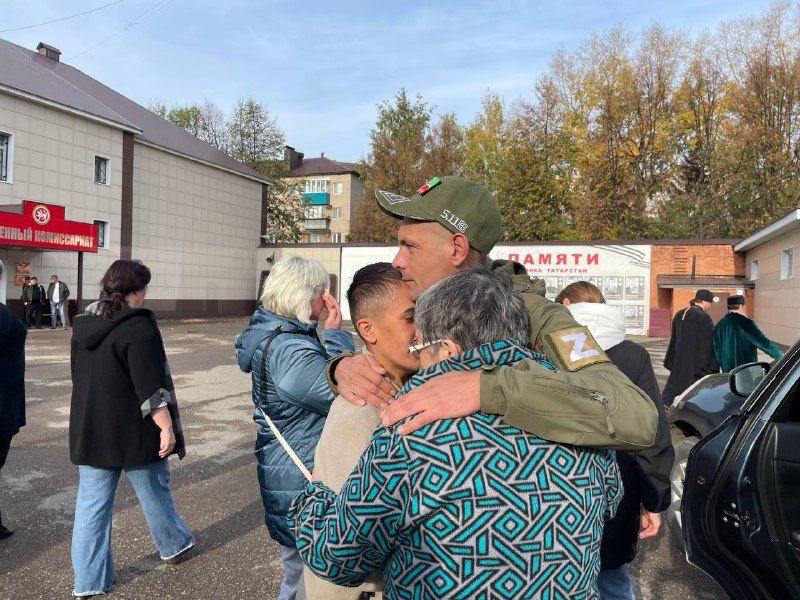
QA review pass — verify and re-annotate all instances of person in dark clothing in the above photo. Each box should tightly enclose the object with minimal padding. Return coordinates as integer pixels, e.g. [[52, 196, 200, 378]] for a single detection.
[[662, 289, 719, 405], [558, 282, 674, 600], [70, 259, 194, 598], [0, 262, 27, 539], [21, 276, 46, 329], [47, 274, 71, 329], [713, 295, 783, 372]]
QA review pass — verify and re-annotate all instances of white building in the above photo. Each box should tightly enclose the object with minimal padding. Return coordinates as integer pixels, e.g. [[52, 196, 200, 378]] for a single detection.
[[0, 40, 271, 318]]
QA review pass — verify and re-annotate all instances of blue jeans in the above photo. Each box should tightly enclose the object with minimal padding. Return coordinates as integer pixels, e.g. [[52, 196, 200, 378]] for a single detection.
[[279, 545, 304, 600], [71, 460, 195, 596], [50, 301, 67, 328], [597, 564, 635, 600]]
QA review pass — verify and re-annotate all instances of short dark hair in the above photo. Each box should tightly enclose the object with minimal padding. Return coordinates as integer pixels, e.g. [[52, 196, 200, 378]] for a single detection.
[[30, 276, 38, 281], [347, 263, 403, 325]]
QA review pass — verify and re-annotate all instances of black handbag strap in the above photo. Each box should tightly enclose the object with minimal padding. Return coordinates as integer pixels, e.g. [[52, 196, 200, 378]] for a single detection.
[[257, 326, 283, 406]]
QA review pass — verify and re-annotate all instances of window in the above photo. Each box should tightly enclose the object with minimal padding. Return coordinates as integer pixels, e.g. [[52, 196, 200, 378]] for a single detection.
[[304, 179, 329, 193], [332, 207, 342, 219], [332, 233, 342, 243], [308, 233, 323, 243], [751, 259, 759, 281], [93, 220, 110, 249], [305, 206, 324, 219], [0, 132, 12, 183], [94, 156, 109, 185], [781, 248, 794, 280], [333, 182, 343, 196]]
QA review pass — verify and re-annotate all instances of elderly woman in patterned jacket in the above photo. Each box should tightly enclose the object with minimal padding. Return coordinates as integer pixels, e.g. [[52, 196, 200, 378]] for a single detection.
[[289, 268, 622, 600]]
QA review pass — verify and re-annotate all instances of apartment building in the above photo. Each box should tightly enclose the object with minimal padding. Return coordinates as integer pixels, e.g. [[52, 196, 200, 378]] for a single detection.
[[283, 146, 363, 243]]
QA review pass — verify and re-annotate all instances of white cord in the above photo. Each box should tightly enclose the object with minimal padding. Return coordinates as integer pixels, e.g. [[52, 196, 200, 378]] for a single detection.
[[255, 405, 313, 482]]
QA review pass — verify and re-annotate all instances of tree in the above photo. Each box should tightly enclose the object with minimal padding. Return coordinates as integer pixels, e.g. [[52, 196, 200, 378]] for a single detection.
[[717, 3, 800, 234], [227, 99, 304, 243], [148, 100, 227, 149], [659, 36, 731, 237], [571, 29, 643, 239], [350, 89, 433, 242], [627, 25, 684, 227], [462, 91, 505, 190], [424, 112, 465, 178]]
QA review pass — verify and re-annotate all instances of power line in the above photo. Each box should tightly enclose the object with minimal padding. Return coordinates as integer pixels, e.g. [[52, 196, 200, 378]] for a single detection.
[[69, 0, 175, 61], [0, 0, 128, 34]]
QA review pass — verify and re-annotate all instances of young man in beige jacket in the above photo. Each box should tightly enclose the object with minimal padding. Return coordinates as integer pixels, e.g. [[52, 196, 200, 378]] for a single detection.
[[304, 263, 419, 599]]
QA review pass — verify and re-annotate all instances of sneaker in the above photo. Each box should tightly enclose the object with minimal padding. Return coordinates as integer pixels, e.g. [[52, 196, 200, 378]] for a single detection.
[[163, 542, 195, 565], [51, 326, 56, 329], [0, 525, 12, 540]]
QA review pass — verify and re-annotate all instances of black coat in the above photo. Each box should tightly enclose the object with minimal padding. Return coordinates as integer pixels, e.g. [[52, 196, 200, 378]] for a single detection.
[[21, 284, 46, 304], [601, 340, 675, 570], [0, 302, 26, 438], [662, 305, 719, 404], [70, 306, 185, 467]]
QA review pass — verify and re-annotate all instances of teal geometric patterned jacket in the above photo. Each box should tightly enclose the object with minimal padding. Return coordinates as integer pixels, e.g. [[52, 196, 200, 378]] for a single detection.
[[288, 339, 622, 599]]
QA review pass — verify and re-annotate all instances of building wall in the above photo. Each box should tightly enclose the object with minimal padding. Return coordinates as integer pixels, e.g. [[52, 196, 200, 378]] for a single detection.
[[746, 228, 800, 346], [0, 92, 122, 303], [256, 245, 342, 299], [649, 244, 744, 313], [131, 143, 263, 314]]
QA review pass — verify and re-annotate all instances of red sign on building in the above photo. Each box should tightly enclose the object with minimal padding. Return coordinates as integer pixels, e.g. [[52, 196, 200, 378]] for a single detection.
[[0, 201, 98, 253]]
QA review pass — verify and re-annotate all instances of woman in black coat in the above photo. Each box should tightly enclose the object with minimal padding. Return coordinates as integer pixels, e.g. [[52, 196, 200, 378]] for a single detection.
[[0, 266, 27, 539], [557, 282, 674, 600], [69, 260, 194, 598]]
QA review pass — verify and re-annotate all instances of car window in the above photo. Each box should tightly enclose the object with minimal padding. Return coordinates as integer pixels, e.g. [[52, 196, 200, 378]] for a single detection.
[[742, 344, 800, 421], [748, 358, 800, 423]]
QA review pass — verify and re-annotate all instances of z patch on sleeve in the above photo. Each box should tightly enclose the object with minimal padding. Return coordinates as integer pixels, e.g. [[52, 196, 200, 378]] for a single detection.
[[546, 326, 610, 371]]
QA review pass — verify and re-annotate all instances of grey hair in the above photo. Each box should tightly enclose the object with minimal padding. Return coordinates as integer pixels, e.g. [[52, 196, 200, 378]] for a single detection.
[[414, 267, 531, 350]]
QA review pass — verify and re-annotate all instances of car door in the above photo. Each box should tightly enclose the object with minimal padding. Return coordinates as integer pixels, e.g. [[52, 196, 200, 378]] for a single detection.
[[682, 343, 800, 600]]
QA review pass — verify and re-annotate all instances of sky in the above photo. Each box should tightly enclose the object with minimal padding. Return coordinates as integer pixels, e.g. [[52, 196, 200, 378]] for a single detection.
[[1, 0, 780, 162]]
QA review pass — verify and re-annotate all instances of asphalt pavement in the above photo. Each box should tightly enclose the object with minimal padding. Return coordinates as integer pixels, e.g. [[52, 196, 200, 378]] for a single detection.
[[0, 319, 727, 599]]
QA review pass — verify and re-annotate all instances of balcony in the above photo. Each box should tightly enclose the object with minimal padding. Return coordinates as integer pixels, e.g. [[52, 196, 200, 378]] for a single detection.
[[304, 218, 330, 231], [302, 192, 330, 206]]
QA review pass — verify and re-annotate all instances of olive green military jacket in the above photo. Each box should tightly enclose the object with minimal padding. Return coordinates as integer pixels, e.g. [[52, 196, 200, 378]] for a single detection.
[[483, 260, 657, 450], [328, 260, 658, 451]]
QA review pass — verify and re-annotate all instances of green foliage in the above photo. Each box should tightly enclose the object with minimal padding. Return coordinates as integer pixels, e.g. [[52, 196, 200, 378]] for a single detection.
[[351, 89, 465, 243]]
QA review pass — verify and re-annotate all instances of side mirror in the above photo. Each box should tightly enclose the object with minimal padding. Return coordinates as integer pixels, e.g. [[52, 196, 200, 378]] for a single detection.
[[730, 362, 769, 397]]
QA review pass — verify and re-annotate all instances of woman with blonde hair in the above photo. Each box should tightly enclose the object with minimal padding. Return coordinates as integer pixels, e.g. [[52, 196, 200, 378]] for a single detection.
[[235, 255, 354, 600], [556, 281, 673, 600]]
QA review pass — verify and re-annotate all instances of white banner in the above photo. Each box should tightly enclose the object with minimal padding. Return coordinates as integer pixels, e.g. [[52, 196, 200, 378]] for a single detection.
[[340, 244, 652, 335], [490, 244, 652, 335]]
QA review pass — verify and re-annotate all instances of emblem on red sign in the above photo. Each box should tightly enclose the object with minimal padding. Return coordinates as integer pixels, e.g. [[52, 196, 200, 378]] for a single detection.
[[32, 204, 51, 225]]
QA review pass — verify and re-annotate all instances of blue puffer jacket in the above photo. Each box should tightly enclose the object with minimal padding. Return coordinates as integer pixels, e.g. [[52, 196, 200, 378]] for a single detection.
[[235, 307, 354, 547]]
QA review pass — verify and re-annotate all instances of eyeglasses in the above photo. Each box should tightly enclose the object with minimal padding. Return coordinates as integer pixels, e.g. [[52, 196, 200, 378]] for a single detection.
[[408, 339, 444, 359]]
